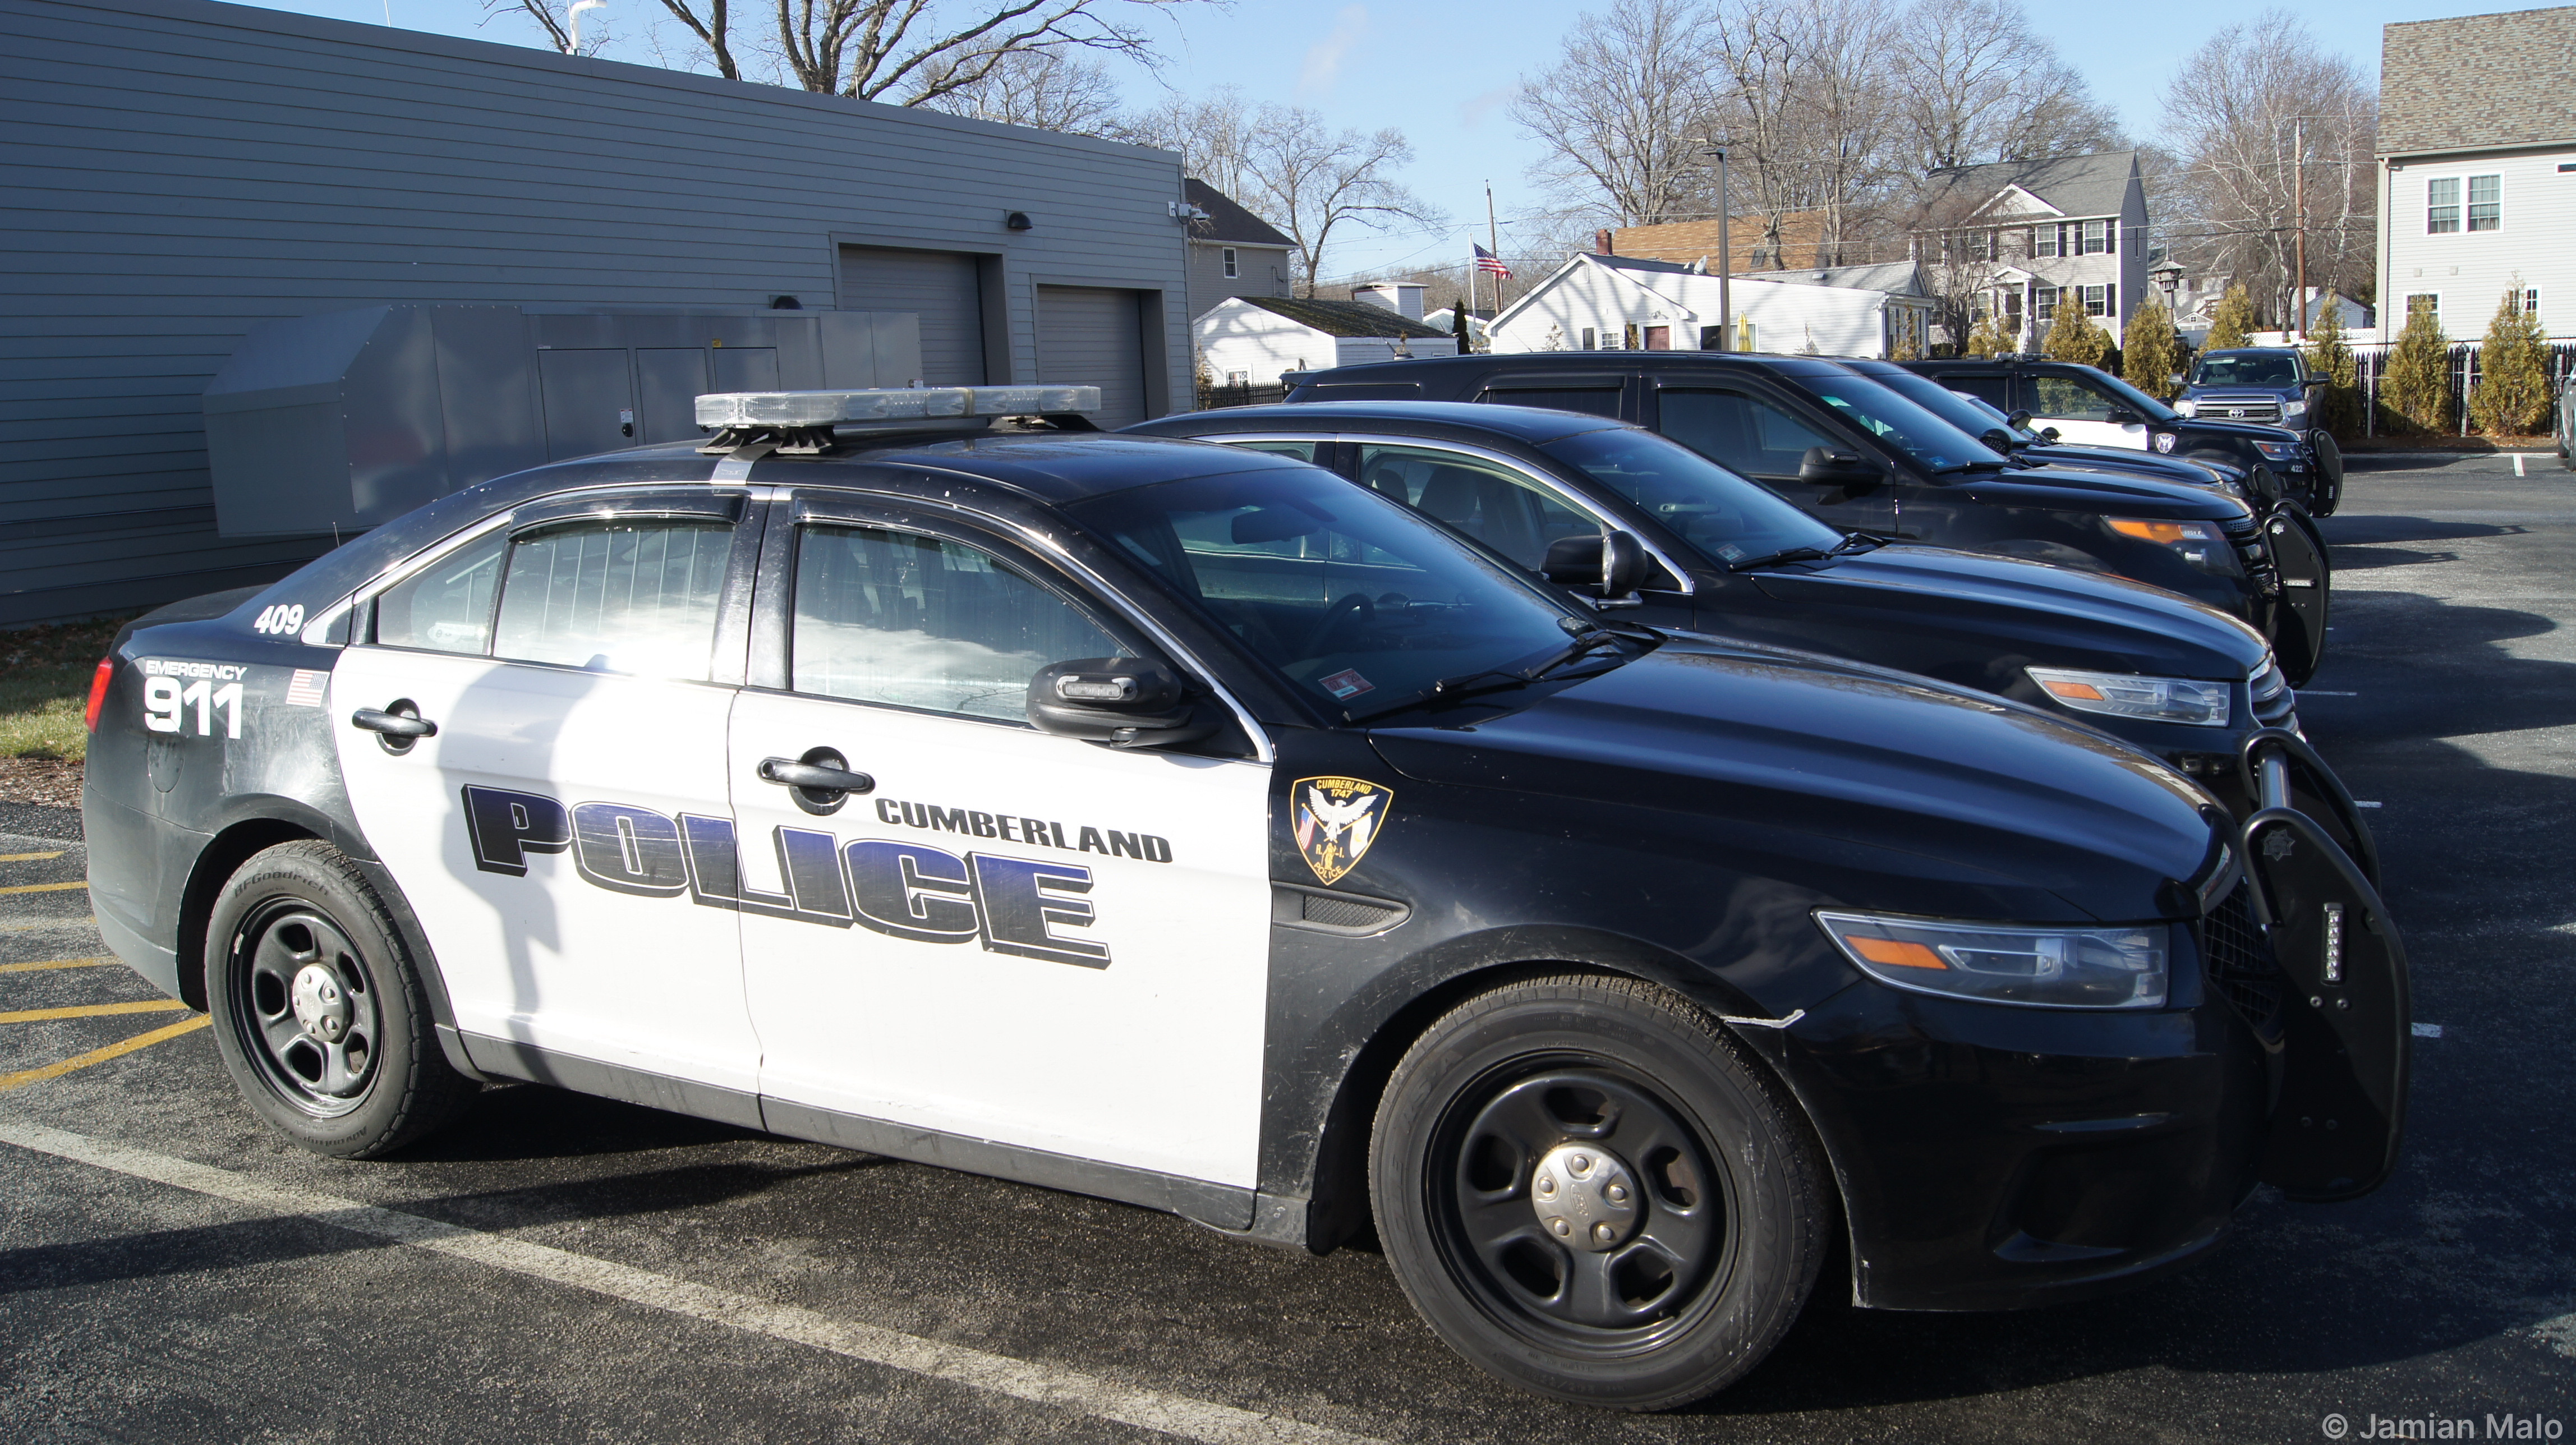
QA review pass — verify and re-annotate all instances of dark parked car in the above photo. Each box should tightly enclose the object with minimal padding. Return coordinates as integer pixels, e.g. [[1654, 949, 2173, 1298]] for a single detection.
[[82, 384, 2405, 1411], [1126, 401, 2358, 821], [2180, 347, 2326, 431], [1903, 355, 2343, 517], [1281, 352, 2332, 683]]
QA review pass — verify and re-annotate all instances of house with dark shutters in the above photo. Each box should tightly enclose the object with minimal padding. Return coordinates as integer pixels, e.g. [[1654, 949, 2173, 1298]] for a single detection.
[[1910, 151, 2150, 348], [1184, 180, 1298, 323], [2375, 6, 2576, 342]]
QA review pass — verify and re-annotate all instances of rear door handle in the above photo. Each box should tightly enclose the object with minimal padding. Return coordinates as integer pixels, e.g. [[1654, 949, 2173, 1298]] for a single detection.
[[351, 707, 436, 739], [759, 757, 874, 794]]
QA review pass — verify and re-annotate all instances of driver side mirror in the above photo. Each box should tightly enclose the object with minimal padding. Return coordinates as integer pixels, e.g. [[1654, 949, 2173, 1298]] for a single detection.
[[2005, 408, 2034, 430], [1027, 657, 1214, 749], [1541, 530, 1649, 608], [1979, 426, 2017, 453], [2039, 425, 2062, 441], [1797, 446, 1882, 492]]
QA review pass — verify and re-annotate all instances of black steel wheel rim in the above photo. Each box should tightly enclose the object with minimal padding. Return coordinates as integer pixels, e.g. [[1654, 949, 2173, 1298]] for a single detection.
[[227, 898, 383, 1117], [1425, 1056, 1733, 1354]]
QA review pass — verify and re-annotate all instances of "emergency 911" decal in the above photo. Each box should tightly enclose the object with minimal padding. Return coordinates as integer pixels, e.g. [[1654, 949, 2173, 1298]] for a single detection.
[[461, 785, 1111, 968]]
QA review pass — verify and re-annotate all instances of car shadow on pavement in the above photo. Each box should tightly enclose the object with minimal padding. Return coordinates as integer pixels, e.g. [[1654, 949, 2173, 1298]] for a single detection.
[[2324, 517, 2526, 572]]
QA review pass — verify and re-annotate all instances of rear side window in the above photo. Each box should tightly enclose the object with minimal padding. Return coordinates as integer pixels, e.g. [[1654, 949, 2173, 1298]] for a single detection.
[[1477, 387, 1622, 418], [1222, 439, 1321, 463], [1655, 389, 1834, 477], [1942, 373, 2013, 410], [489, 520, 733, 678], [2030, 374, 2117, 421], [1352, 443, 1598, 570]]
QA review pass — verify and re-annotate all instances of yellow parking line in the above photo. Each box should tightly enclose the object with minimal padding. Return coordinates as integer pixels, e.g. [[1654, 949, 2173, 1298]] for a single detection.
[[0, 1015, 210, 1093], [0, 957, 118, 974], [0, 881, 87, 896], [0, 1000, 191, 1024], [0, 851, 67, 863], [0, 918, 96, 932]]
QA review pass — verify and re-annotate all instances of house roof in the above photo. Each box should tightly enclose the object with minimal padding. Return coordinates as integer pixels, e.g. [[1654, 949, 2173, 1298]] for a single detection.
[[1606, 211, 1829, 269], [1233, 296, 1449, 339], [1184, 179, 1296, 248], [1747, 261, 1931, 297], [1917, 151, 2139, 222], [2381, 7, 2576, 155]]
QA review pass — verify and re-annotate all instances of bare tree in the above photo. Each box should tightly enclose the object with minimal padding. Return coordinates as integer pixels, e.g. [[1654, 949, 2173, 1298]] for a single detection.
[[486, 0, 618, 56], [1512, 0, 1724, 227], [1116, 85, 1258, 196], [912, 48, 1123, 131], [2159, 10, 2376, 323], [769, 0, 1193, 103], [1238, 107, 1442, 296], [1888, 0, 2122, 173]]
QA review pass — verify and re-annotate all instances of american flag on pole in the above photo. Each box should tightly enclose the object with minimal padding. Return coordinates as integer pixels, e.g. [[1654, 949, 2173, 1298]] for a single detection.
[[1474, 243, 1512, 279]]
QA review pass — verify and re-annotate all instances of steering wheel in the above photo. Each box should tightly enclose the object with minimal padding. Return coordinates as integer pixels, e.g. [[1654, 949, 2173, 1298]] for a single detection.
[[1301, 592, 1377, 657]]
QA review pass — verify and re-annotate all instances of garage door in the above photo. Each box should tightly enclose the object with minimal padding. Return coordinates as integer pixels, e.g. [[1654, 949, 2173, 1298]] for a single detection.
[[1036, 286, 1148, 427], [839, 246, 986, 385]]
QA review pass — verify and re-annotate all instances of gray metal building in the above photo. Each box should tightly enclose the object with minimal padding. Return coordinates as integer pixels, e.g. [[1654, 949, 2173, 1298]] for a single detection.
[[2, 0, 1194, 625]]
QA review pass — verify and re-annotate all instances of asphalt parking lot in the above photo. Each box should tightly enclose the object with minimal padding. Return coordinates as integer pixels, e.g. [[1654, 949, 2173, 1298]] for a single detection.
[[4, 455, 2572, 1444]]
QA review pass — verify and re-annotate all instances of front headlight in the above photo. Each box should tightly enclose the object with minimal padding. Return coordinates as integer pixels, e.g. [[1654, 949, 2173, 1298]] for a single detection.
[[2026, 666, 2232, 726], [2282, 399, 2309, 424], [2105, 516, 2241, 576], [2253, 439, 2299, 460], [1816, 911, 2168, 1009], [2174, 399, 2198, 417]]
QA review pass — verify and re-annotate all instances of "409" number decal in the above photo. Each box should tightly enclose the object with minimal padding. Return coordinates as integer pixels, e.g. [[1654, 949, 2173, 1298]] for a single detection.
[[145, 678, 243, 738], [252, 604, 306, 636]]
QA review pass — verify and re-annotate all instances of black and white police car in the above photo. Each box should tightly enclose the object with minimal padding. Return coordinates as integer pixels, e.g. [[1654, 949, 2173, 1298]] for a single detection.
[[82, 386, 2409, 1410]]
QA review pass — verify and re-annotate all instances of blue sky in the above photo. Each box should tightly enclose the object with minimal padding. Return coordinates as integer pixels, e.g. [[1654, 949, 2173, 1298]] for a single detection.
[[239, 0, 2510, 279]]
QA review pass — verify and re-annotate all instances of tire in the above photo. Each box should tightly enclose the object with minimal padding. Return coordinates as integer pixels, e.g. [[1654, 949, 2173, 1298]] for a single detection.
[[1369, 974, 1829, 1410], [205, 839, 472, 1158]]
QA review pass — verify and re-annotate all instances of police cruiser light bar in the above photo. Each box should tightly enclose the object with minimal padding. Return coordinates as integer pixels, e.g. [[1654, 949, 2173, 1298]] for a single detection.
[[694, 385, 1100, 429]]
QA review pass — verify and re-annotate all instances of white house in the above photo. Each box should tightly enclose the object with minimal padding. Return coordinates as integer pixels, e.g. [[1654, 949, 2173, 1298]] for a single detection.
[[1485, 252, 1931, 358], [2374, 6, 2576, 342], [1193, 296, 1457, 388], [1911, 151, 2150, 347]]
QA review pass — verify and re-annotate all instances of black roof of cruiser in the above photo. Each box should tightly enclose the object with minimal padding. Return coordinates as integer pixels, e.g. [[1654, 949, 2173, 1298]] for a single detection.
[[1133, 399, 1632, 442]]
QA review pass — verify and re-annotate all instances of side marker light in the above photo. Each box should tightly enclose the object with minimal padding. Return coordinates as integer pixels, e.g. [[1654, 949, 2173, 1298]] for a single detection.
[[1846, 936, 1948, 970]]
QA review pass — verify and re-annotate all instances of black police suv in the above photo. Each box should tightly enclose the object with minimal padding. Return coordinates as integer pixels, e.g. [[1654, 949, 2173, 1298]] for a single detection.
[[1282, 352, 2333, 683], [83, 386, 2407, 1411], [1903, 355, 2345, 517], [1125, 401, 2349, 818]]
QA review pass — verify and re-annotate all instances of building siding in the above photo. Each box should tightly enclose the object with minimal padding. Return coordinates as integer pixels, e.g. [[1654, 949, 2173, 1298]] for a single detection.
[[2376, 144, 2576, 341], [1, 0, 1192, 625], [1185, 241, 1295, 325]]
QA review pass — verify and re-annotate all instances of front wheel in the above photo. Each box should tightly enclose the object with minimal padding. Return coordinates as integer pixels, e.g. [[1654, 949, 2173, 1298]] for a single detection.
[[205, 840, 472, 1157], [1369, 974, 1829, 1410]]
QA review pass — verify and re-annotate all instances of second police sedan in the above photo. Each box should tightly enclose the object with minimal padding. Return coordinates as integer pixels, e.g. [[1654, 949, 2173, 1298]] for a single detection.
[[80, 386, 2408, 1412], [1123, 401, 2362, 825]]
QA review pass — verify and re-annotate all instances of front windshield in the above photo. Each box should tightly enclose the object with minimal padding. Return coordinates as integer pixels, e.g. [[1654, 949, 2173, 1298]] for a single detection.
[[1793, 372, 2009, 474], [2192, 353, 2299, 387], [1065, 466, 1598, 721], [1537, 429, 1843, 565], [1867, 369, 2034, 446], [2082, 367, 2182, 423]]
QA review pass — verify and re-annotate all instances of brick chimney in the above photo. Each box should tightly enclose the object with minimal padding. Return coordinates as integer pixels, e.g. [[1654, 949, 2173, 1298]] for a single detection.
[[1595, 228, 1614, 255]]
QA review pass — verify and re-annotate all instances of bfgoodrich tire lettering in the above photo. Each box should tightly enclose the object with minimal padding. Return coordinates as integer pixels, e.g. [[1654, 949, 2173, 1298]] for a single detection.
[[205, 840, 472, 1158], [1369, 974, 1828, 1410]]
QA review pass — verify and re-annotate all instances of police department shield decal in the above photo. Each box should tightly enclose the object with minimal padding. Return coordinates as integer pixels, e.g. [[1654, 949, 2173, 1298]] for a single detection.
[[1293, 775, 1393, 886]]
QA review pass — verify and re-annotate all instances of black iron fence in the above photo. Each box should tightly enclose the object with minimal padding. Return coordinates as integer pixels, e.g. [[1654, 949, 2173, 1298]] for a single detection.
[[2347, 337, 2576, 439], [1197, 382, 1291, 410]]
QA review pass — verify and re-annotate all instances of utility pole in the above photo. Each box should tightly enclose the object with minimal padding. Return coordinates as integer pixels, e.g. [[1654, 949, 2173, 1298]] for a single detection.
[[1485, 182, 1503, 314], [1703, 142, 1731, 349], [2293, 116, 2308, 341]]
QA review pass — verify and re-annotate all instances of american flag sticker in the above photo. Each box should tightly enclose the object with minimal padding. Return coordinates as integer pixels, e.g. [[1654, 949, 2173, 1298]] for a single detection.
[[283, 669, 328, 707]]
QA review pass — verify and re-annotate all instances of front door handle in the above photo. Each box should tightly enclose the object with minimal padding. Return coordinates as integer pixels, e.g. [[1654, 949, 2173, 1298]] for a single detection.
[[351, 707, 437, 739], [760, 757, 875, 794]]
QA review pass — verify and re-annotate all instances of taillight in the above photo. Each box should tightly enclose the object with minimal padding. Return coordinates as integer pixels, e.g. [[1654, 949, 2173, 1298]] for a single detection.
[[84, 656, 114, 731]]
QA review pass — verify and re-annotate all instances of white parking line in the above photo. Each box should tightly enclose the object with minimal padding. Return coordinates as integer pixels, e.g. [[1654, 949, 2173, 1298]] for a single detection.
[[0, 1120, 1387, 1445]]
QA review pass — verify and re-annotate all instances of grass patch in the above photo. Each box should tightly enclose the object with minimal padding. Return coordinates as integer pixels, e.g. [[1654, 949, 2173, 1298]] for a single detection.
[[2, 616, 138, 763]]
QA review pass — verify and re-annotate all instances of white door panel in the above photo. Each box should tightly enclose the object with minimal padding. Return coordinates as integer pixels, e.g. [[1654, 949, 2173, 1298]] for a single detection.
[[731, 692, 1272, 1186], [2040, 418, 2148, 450], [331, 647, 759, 1090]]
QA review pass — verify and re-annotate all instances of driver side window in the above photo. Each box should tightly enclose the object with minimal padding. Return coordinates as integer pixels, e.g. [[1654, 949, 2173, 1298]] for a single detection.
[[2030, 375, 2117, 421], [1352, 444, 1597, 570], [790, 524, 1120, 722], [1656, 389, 1833, 478]]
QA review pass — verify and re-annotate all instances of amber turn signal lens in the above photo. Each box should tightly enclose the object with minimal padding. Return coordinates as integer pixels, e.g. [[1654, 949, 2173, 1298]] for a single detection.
[[1846, 936, 1947, 970], [2108, 519, 2195, 544], [2038, 678, 2108, 702], [84, 656, 114, 732]]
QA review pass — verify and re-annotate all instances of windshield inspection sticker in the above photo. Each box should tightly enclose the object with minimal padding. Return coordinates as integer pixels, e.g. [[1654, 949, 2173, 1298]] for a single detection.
[[1294, 776, 1393, 886], [1318, 668, 1374, 700]]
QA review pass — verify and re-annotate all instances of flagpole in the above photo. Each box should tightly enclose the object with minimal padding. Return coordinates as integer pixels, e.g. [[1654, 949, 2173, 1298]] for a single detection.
[[1485, 182, 1503, 314]]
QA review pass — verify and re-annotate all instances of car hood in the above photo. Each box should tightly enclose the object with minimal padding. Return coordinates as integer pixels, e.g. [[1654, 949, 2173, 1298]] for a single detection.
[[1746, 544, 2269, 678], [1938, 464, 2252, 519], [2021, 445, 2235, 487], [1368, 638, 2221, 924]]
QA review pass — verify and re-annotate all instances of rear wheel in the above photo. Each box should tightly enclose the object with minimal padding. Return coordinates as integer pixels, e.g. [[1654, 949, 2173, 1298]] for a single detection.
[[205, 840, 472, 1157], [1369, 974, 1828, 1410]]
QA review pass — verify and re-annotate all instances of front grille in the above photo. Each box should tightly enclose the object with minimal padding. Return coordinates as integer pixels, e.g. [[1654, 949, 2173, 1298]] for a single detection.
[[2201, 885, 2284, 1040], [2198, 394, 2283, 423]]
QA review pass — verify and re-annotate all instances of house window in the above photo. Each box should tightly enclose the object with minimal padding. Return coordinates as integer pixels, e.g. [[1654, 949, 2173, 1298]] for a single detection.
[[2080, 220, 2106, 256], [2036, 226, 2060, 259], [2427, 178, 2460, 233], [2407, 293, 2439, 319], [1581, 327, 1597, 350], [2468, 175, 2500, 231], [1222, 247, 1238, 278], [2036, 285, 2059, 320], [2522, 288, 2541, 316], [2081, 284, 2108, 317]]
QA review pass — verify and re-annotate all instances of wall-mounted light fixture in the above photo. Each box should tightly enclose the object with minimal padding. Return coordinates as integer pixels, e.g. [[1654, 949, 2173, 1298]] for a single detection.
[[1005, 211, 1034, 231], [770, 294, 802, 310]]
